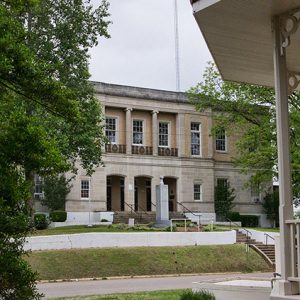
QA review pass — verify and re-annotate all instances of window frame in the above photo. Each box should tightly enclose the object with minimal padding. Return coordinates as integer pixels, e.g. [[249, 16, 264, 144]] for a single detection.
[[81, 179, 90, 200], [132, 119, 144, 145], [191, 122, 202, 157], [216, 177, 229, 188], [105, 116, 118, 144], [34, 175, 44, 200], [215, 128, 227, 152], [158, 121, 170, 147], [194, 183, 203, 202]]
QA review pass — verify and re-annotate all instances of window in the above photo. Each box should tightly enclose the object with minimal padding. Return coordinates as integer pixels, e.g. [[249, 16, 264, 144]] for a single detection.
[[191, 122, 201, 156], [81, 179, 90, 199], [251, 183, 260, 203], [216, 128, 227, 151], [34, 175, 44, 200], [194, 183, 202, 201], [217, 178, 228, 188], [159, 122, 169, 147], [132, 120, 144, 145], [105, 117, 117, 143]]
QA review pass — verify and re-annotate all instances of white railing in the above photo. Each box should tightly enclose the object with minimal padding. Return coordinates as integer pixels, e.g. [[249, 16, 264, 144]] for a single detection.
[[286, 219, 300, 281]]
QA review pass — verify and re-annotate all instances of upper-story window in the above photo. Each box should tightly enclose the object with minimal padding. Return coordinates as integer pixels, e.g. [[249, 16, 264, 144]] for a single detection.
[[159, 122, 169, 147], [132, 120, 144, 145], [191, 122, 201, 156], [215, 128, 227, 152], [81, 179, 90, 199], [105, 117, 117, 144]]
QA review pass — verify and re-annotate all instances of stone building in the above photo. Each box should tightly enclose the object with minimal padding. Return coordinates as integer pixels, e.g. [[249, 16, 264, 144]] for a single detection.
[[34, 82, 269, 225], [47, 82, 268, 225]]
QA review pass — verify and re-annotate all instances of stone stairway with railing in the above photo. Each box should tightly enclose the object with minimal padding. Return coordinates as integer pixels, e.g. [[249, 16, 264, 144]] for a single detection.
[[236, 229, 275, 270], [113, 211, 186, 224]]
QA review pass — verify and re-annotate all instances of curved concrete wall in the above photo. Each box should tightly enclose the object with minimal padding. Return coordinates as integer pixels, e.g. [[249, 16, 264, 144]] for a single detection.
[[25, 231, 236, 251]]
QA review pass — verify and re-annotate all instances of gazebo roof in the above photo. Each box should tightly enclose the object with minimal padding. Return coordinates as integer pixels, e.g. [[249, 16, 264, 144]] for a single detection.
[[191, 0, 300, 88]]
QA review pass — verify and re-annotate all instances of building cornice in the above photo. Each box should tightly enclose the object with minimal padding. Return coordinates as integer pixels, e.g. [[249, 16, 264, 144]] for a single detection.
[[91, 81, 188, 104]]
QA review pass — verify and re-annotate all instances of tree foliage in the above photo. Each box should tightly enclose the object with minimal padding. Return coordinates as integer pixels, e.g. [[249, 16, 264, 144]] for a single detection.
[[214, 183, 236, 221], [262, 190, 279, 227], [0, 0, 110, 298], [41, 175, 72, 211], [189, 62, 300, 200]]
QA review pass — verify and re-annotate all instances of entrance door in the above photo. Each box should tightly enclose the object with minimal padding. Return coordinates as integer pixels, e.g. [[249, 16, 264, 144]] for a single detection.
[[134, 186, 138, 211], [120, 178, 124, 211], [146, 180, 151, 211], [107, 178, 112, 211]]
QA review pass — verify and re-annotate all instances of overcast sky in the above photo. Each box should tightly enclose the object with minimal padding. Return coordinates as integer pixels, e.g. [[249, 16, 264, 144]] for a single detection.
[[89, 0, 212, 92]]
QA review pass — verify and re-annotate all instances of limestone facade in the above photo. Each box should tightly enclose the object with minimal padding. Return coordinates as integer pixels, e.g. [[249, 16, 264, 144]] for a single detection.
[[65, 82, 266, 221]]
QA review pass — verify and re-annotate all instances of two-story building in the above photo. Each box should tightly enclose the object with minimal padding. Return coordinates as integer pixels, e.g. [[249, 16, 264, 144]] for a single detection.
[[61, 82, 268, 225]]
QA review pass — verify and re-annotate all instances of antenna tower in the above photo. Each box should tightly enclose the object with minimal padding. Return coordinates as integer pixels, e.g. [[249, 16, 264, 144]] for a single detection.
[[174, 0, 181, 92]]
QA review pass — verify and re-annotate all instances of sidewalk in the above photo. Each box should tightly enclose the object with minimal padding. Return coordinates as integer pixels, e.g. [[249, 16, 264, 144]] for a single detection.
[[38, 272, 273, 299]]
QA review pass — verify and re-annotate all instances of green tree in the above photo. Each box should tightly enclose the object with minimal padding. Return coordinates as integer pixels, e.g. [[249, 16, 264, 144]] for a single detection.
[[0, 1, 110, 298], [214, 182, 236, 221], [41, 175, 72, 211], [189, 62, 300, 200], [262, 190, 279, 228]]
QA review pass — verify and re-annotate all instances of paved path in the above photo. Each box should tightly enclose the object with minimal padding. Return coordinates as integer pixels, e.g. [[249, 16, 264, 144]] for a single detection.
[[38, 272, 273, 299]]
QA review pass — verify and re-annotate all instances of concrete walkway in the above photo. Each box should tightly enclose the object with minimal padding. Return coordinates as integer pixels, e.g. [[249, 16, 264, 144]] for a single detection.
[[38, 272, 273, 299]]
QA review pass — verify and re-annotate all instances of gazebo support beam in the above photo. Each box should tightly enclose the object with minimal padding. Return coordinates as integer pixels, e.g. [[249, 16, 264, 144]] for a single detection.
[[272, 15, 299, 296]]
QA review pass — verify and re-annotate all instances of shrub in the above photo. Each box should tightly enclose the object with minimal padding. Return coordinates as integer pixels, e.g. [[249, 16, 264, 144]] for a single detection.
[[226, 211, 241, 222], [180, 289, 215, 300], [240, 215, 259, 227], [49, 211, 67, 222], [34, 214, 48, 230]]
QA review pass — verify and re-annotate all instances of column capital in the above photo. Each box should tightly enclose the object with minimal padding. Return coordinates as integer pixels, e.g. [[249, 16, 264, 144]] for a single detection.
[[152, 110, 159, 115], [125, 107, 133, 112]]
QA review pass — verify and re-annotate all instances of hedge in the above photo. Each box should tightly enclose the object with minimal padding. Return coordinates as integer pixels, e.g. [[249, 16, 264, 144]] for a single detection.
[[49, 210, 67, 222], [34, 214, 48, 230]]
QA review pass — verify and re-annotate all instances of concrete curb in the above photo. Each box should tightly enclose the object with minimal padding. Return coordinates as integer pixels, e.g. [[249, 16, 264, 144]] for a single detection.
[[37, 271, 271, 284]]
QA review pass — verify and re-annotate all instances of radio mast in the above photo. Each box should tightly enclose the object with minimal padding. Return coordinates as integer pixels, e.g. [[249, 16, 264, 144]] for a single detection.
[[174, 0, 181, 92]]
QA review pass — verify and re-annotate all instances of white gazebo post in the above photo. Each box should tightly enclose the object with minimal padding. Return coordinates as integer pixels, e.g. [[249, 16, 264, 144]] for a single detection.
[[273, 15, 295, 295], [190, 1, 300, 297]]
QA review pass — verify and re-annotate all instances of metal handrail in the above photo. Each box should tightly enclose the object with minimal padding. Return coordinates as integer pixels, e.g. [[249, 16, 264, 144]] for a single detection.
[[264, 233, 275, 246], [135, 204, 149, 216], [226, 218, 252, 242], [176, 201, 201, 231]]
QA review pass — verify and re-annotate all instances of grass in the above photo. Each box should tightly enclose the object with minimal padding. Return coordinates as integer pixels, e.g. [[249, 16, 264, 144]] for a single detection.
[[26, 244, 271, 280], [32, 224, 170, 236], [247, 227, 279, 232], [50, 289, 186, 300]]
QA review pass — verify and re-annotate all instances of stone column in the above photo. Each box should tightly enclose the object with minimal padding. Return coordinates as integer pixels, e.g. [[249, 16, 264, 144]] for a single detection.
[[155, 176, 170, 227], [152, 110, 159, 156], [176, 113, 185, 157], [124, 174, 134, 212], [207, 109, 213, 159], [125, 108, 132, 155]]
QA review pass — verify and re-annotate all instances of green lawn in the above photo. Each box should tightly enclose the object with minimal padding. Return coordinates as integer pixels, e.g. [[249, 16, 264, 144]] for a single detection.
[[32, 224, 170, 236], [26, 245, 271, 280], [247, 227, 279, 232], [50, 290, 186, 300]]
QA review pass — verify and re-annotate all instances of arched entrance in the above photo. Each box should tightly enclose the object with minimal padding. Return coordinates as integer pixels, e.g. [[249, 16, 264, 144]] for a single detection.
[[107, 175, 125, 211], [134, 176, 152, 212], [163, 177, 177, 212]]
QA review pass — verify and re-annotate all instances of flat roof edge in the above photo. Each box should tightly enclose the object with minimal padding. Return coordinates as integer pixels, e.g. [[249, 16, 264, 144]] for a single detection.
[[91, 81, 188, 103]]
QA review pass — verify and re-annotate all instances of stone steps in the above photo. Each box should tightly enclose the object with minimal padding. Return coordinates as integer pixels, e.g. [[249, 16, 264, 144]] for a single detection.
[[236, 230, 276, 269], [113, 211, 186, 224]]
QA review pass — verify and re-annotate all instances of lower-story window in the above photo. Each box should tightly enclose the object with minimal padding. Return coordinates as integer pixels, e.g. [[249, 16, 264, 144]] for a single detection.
[[194, 183, 202, 201], [81, 179, 90, 199]]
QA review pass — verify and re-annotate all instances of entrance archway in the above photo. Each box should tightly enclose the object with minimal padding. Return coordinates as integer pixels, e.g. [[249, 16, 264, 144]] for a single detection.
[[134, 176, 152, 212], [107, 175, 125, 211], [163, 177, 177, 212]]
